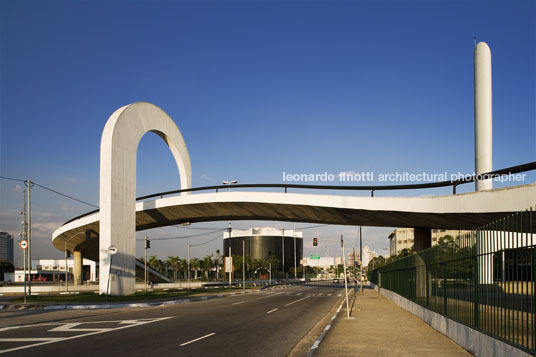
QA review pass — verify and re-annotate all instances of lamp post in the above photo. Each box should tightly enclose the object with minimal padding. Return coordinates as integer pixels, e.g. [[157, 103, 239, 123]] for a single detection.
[[222, 180, 237, 287], [64, 232, 84, 292], [222, 180, 237, 192], [188, 242, 191, 290]]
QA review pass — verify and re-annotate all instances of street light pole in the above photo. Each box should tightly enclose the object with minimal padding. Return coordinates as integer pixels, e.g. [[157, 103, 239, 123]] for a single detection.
[[26, 180, 32, 295], [282, 228, 285, 279], [222, 180, 237, 288], [360, 226, 363, 294], [341, 234, 350, 319], [188, 242, 191, 290], [242, 240, 245, 289], [293, 225, 297, 280], [144, 236, 148, 292]]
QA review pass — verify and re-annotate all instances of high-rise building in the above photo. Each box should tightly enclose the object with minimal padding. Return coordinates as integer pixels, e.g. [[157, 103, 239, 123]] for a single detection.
[[0, 232, 14, 265]]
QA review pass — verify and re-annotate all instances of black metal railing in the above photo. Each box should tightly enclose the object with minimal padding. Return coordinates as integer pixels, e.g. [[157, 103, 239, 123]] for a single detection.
[[373, 207, 536, 354], [63, 161, 535, 225]]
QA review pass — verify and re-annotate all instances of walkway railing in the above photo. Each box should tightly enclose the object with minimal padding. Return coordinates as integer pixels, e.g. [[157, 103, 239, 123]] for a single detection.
[[371, 207, 536, 354], [64, 161, 536, 225]]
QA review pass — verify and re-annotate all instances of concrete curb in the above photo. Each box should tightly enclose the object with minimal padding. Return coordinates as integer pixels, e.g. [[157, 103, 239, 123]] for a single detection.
[[306, 287, 355, 356]]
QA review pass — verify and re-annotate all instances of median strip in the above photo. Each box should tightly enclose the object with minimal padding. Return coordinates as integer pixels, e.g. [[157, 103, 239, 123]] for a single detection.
[[179, 332, 216, 347]]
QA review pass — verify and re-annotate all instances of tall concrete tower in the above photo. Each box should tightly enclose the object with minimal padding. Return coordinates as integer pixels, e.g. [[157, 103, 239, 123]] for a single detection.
[[474, 41, 493, 191]]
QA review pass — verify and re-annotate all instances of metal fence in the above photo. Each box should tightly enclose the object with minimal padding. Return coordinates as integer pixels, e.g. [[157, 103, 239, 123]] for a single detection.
[[372, 207, 535, 354]]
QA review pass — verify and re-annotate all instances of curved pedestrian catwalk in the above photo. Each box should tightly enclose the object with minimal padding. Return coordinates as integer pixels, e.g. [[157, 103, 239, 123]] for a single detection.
[[0, 283, 348, 357]]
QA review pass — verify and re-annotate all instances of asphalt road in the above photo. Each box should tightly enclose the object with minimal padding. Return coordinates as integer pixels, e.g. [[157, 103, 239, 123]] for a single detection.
[[0, 283, 347, 356]]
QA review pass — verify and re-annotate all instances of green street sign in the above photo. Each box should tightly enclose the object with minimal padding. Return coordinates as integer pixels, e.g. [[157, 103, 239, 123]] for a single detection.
[[310, 255, 321, 259]]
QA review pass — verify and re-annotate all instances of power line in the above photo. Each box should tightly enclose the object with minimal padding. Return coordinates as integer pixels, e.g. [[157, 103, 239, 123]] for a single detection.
[[190, 233, 223, 247], [0, 176, 98, 209], [0, 175, 25, 183], [33, 182, 98, 208]]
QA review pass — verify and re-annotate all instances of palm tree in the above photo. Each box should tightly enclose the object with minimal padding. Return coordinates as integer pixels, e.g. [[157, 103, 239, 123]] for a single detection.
[[166, 256, 180, 280], [232, 255, 243, 280], [179, 259, 188, 280], [148, 256, 164, 273], [214, 249, 222, 280], [203, 255, 213, 281], [190, 258, 200, 280]]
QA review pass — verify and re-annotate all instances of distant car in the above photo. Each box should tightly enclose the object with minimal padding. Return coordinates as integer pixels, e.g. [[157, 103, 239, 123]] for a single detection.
[[333, 278, 339, 284]]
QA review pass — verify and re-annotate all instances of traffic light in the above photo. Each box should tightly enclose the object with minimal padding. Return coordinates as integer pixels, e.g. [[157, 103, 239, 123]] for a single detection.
[[145, 239, 151, 249], [313, 237, 318, 246]]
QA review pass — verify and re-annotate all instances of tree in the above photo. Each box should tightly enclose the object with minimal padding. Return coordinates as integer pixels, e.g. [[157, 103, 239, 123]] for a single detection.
[[202, 255, 213, 281], [179, 259, 188, 280], [166, 256, 180, 281], [190, 258, 200, 280], [232, 255, 243, 279]]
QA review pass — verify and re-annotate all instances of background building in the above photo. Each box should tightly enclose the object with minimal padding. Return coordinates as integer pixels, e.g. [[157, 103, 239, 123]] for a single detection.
[[5, 258, 97, 283], [223, 227, 303, 273], [0, 232, 14, 265], [388, 228, 471, 256]]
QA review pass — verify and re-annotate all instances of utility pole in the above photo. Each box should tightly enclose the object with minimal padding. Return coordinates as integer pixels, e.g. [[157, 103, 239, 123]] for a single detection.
[[341, 234, 350, 319], [281, 228, 285, 279], [360, 226, 363, 294], [188, 242, 191, 290], [293, 227, 297, 280], [26, 180, 32, 296], [242, 240, 245, 289], [228, 223, 232, 288], [144, 236, 149, 292], [269, 261, 271, 285]]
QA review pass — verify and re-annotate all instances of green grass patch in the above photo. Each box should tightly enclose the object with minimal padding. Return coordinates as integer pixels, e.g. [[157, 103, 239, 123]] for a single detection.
[[12, 285, 259, 304]]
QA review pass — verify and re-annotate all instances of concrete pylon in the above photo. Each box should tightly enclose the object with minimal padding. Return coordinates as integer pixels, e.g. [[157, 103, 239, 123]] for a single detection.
[[474, 42, 493, 191], [99, 103, 192, 296], [74, 251, 83, 285]]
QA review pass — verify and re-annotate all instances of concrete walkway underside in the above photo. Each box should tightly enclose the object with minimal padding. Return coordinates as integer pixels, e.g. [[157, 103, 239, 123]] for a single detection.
[[316, 287, 472, 357]]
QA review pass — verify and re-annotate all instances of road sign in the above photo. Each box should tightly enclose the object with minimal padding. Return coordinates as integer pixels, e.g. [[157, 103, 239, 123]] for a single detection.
[[225, 256, 233, 273], [309, 254, 320, 259], [108, 245, 118, 255], [19, 240, 28, 250]]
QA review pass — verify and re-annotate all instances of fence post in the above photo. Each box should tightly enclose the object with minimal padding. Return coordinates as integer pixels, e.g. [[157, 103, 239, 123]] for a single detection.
[[443, 262, 447, 315], [426, 264, 429, 307], [474, 247, 480, 329]]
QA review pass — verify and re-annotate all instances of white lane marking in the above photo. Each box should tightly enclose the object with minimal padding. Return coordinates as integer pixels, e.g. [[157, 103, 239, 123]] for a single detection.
[[284, 296, 310, 307], [232, 301, 245, 305], [337, 294, 342, 297], [266, 308, 278, 314], [318, 293, 323, 296], [0, 338, 61, 342], [48, 323, 113, 332], [179, 332, 216, 347], [327, 293, 332, 296], [0, 317, 174, 354], [296, 292, 303, 296]]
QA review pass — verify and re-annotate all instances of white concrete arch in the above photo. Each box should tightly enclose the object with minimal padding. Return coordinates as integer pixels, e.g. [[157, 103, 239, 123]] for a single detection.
[[99, 102, 192, 295]]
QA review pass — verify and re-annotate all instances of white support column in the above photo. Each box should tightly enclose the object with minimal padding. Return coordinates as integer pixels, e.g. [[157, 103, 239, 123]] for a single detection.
[[99, 103, 192, 296], [474, 41, 493, 191]]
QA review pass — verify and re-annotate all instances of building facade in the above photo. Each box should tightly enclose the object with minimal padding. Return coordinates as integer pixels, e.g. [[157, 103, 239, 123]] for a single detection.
[[0, 232, 14, 265], [388, 228, 471, 256], [223, 227, 303, 273]]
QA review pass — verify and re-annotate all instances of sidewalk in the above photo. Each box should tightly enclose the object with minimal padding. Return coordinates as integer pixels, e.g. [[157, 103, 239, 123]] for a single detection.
[[315, 287, 472, 357]]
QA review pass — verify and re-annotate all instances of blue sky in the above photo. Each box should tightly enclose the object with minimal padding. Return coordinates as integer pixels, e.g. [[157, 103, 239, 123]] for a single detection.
[[1, 0, 535, 263]]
